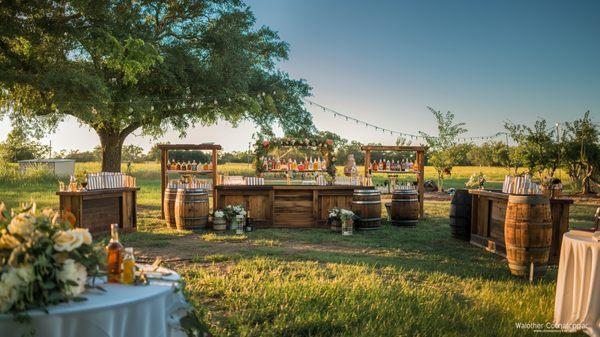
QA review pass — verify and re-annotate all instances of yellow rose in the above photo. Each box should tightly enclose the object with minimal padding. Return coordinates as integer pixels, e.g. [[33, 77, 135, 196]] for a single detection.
[[0, 234, 20, 250], [73, 228, 92, 245], [7, 213, 36, 238], [53, 230, 84, 252]]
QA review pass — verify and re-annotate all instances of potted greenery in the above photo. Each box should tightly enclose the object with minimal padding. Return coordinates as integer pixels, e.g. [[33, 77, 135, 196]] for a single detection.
[[212, 210, 227, 231], [224, 204, 246, 231], [328, 207, 355, 235], [328, 207, 343, 232]]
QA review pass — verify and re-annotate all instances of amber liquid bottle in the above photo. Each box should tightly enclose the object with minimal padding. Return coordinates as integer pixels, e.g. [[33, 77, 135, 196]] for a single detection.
[[106, 223, 124, 283]]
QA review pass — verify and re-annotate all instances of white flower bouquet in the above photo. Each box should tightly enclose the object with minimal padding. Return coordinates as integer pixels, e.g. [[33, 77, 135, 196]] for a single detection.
[[223, 204, 246, 221], [328, 207, 355, 222], [0, 202, 103, 314], [213, 210, 225, 218], [466, 172, 487, 189]]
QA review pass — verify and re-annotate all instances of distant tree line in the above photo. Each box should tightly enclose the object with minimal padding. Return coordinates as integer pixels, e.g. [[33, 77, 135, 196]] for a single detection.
[[2, 111, 598, 194]]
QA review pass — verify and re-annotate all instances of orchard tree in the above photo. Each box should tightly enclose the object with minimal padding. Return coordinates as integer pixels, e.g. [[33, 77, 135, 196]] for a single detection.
[[504, 119, 561, 178], [419, 106, 467, 191], [0, 0, 313, 172], [561, 111, 599, 194]]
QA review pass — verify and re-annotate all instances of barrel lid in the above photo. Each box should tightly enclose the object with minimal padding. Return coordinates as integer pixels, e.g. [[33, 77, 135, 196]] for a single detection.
[[507, 194, 549, 205], [393, 189, 417, 194], [353, 189, 380, 194], [177, 188, 208, 193]]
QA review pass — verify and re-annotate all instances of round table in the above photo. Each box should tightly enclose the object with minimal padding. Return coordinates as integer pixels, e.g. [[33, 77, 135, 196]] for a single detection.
[[554, 232, 600, 337], [0, 267, 189, 337]]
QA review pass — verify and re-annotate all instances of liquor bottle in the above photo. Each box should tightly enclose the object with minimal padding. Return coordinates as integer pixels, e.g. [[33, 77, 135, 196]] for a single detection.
[[203, 162, 209, 171], [175, 161, 181, 171], [121, 247, 135, 285], [191, 160, 198, 171], [386, 159, 391, 171], [372, 160, 378, 172], [106, 223, 124, 283], [187, 161, 192, 171], [166, 160, 171, 170], [378, 159, 383, 171], [292, 159, 298, 171], [321, 158, 327, 171], [313, 158, 319, 171]]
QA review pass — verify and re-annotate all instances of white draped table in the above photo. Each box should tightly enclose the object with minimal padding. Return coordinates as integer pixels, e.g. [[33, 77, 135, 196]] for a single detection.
[[0, 267, 190, 337], [554, 232, 600, 337]]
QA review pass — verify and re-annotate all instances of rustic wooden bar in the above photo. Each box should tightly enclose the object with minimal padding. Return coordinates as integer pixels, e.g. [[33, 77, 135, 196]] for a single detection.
[[215, 185, 373, 228], [56, 188, 139, 234], [468, 189, 573, 265]]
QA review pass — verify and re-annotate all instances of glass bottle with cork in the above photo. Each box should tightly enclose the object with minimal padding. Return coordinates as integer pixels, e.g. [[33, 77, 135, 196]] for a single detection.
[[106, 223, 124, 283]]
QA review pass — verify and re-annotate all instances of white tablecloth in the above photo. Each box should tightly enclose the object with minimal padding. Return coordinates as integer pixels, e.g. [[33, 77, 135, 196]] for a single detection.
[[554, 232, 600, 337], [0, 267, 190, 337]]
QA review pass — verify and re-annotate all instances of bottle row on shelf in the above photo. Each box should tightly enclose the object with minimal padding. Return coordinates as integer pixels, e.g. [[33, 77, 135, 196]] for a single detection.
[[262, 157, 327, 172], [166, 160, 214, 172], [370, 159, 415, 172]]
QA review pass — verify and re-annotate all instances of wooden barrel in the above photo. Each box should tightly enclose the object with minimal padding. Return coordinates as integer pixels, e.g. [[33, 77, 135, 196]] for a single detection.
[[174, 188, 209, 230], [352, 189, 381, 230], [163, 188, 178, 228], [390, 189, 419, 226], [504, 194, 552, 278], [449, 189, 472, 240]]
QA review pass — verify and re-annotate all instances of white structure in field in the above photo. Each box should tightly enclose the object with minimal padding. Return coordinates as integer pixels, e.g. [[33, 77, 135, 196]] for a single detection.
[[18, 159, 75, 176]]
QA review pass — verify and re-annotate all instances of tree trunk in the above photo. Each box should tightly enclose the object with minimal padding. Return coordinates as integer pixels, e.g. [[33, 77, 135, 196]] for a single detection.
[[99, 131, 126, 172]]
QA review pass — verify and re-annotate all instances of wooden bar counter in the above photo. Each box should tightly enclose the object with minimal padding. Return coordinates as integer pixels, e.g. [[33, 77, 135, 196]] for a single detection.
[[215, 185, 373, 228], [57, 188, 139, 234], [468, 189, 573, 264]]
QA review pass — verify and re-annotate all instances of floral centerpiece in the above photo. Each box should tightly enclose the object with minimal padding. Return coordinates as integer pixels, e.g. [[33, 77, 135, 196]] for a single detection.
[[466, 172, 486, 189], [0, 202, 103, 315], [223, 205, 246, 231], [212, 210, 227, 231], [328, 207, 355, 235]]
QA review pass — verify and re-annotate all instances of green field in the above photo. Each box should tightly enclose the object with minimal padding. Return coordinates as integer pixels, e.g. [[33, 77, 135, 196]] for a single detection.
[[0, 162, 597, 337]]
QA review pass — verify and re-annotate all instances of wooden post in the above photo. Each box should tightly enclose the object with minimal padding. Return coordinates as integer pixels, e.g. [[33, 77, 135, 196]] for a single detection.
[[417, 150, 425, 218], [212, 148, 218, 205], [364, 150, 371, 177], [160, 148, 167, 219]]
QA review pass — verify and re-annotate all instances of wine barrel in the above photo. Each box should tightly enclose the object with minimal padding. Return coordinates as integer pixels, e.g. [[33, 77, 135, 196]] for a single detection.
[[390, 189, 419, 226], [163, 187, 178, 228], [504, 194, 552, 278], [352, 189, 381, 230], [449, 189, 472, 240], [174, 188, 209, 230]]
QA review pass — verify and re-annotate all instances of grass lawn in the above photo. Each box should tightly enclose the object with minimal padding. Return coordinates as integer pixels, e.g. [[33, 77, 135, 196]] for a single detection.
[[1, 162, 597, 336]]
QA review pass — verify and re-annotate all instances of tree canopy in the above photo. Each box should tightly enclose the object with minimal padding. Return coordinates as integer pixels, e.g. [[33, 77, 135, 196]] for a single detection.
[[0, 0, 313, 171]]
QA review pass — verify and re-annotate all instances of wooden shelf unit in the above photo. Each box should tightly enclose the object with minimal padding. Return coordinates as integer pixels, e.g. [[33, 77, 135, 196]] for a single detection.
[[158, 143, 222, 219], [361, 145, 427, 218]]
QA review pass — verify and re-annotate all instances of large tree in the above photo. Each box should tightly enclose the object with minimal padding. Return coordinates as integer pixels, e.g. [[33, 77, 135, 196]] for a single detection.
[[0, 0, 313, 171]]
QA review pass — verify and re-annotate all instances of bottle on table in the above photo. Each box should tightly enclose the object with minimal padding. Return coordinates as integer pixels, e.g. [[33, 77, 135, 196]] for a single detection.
[[106, 223, 124, 283], [313, 158, 319, 171], [122, 247, 135, 285], [191, 160, 198, 171]]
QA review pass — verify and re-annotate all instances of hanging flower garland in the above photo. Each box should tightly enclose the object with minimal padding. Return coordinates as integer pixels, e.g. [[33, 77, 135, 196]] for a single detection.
[[254, 135, 337, 178]]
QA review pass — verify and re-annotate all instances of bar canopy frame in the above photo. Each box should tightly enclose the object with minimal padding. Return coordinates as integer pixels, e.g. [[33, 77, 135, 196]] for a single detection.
[[361, 145, 427, 218], [158, 143, 222, 218]]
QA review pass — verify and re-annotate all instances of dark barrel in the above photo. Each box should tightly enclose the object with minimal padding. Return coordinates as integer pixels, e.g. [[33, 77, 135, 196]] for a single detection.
[[174, 188, 209, 230], [390, 189, 419, 226], [351, 189, 381, 230], [449, 189, 472, 240], [504, 194, 552, 278]]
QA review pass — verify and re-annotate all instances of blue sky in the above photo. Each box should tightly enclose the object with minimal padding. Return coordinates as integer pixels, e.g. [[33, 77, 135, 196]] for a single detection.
[[1, 0, 598, 151]]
